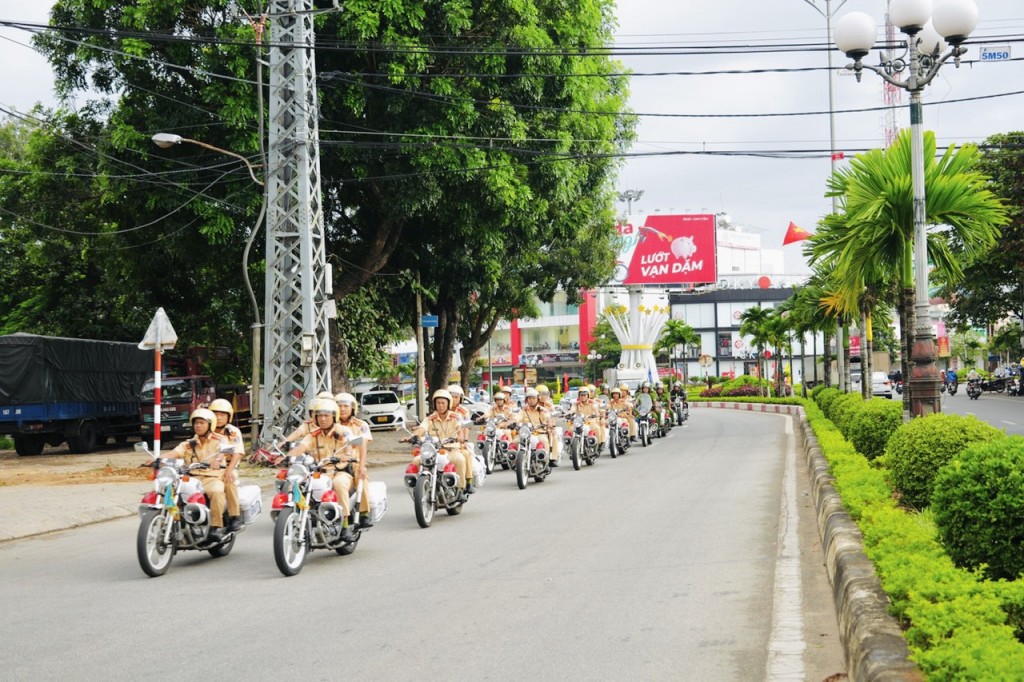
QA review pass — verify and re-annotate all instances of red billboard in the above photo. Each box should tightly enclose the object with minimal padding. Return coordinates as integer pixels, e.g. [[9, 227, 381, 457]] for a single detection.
[[613, 214, 717, 286]]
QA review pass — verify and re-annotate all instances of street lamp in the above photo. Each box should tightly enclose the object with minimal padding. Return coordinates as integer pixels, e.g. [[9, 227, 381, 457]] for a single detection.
[[617, 189, 644, 217], [586, 351, 603, 384], [834, 0, 978, 417], [152, 132, 266, 445]]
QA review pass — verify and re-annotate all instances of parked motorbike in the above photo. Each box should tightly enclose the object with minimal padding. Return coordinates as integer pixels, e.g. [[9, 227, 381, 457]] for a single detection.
[[509, 422, 551, 489], [403, 432, 479, 528], [1008, 377, 1022, 397], [271, 436, 385, 576], [606, 408, 631, 459], [135, 441, 261, 578], [966, 380, 982, 400]]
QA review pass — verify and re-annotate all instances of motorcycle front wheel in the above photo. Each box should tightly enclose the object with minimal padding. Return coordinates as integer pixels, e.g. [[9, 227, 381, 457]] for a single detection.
[[607, 434, 617, 459], [413, 476, 435, 528], [273, 508, 309, 576], [640, 425, 649, 447], [571, 438, 582, 470], [137, 509, 175, 577], [485, 441, 496, 475], [515, 451, 529, 490]]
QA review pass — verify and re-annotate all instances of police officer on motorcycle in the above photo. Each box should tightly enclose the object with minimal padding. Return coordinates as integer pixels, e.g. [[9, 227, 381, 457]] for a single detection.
[[209, 398, 244, 532], [169, 408, 232, 541], [287, 398, 359, 542]]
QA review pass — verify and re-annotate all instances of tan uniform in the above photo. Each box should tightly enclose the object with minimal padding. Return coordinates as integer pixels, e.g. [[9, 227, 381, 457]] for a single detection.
[[215, 423, 244, 517], [572, 398, 606, 446], [338, 416, 372, 514], [170, 432, 230, 528], [539, 397, 561, 459], [412, 411, 469, 490], [296, 425, 359, 516], [609, 397, 635, 437], [517, 403, 555, 463]]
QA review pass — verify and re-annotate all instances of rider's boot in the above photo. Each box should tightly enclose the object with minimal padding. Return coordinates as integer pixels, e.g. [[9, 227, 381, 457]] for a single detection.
[[340, 523, 356, 543], [227, 516, 243, 532]]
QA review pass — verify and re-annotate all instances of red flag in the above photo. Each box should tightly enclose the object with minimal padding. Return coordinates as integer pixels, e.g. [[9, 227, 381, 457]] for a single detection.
[[831, 151, 845, 161], [563, 372, 569, 393], [783, 221, 812, 246]]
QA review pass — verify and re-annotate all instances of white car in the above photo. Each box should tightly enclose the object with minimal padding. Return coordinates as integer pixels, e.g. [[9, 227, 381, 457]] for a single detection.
[[358, 390, 406, 430]]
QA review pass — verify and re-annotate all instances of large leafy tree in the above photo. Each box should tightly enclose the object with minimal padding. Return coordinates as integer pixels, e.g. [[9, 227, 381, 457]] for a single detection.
[[939, 131, 1024, 329], [24, 0, 632, 389]]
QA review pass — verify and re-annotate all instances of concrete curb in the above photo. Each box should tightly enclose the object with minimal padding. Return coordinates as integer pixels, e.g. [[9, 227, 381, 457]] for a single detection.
[[694, 401, 923, 682]]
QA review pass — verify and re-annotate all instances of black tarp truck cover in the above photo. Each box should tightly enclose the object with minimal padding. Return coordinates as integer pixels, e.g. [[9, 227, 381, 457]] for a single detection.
[[0, 333, 151, 405]]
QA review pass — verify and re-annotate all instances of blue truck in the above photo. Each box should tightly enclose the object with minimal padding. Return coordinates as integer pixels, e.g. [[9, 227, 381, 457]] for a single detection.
[[0, 334, 151, 456]]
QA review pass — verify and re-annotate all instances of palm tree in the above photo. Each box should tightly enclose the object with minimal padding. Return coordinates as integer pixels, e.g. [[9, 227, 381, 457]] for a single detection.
[[815, 128, 1007, 406], [761, 310, 792, 395], [657, 319, 700, 384], [740, 305, 772, 394], [785, 276, 841, 388]]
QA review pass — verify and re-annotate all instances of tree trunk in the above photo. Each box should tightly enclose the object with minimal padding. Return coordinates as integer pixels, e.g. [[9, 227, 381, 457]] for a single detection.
[[329, 317, 350, 393], [822, 328, 832, 387], [427, 296, 460, 394]]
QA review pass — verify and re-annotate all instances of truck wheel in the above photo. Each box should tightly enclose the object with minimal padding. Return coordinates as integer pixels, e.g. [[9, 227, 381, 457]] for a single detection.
[[67, 421, 98, 454], [14, 434, 45, 456]]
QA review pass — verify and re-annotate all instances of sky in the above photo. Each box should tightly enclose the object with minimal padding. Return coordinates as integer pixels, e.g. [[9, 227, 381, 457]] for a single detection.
[[1, 1, 1022, 276]]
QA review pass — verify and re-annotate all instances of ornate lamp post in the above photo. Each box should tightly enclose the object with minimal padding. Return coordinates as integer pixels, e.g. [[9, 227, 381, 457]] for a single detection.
[[586, 351, 603, 384], [834, 0, 979, 417]]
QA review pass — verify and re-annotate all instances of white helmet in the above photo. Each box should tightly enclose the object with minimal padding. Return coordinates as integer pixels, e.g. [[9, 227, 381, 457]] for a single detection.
[[447, 384, 465, 396], [334, 392, 357, 408], [525, 388, 539, 399]]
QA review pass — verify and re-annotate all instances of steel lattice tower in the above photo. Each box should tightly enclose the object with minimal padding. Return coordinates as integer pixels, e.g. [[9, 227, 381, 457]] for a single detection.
[[260, 0, 332, 443], [883, 3, 904, 147]]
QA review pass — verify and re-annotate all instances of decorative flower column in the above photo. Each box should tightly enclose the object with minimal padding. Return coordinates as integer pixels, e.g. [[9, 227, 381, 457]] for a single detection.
[[604, 288, 669, 383]]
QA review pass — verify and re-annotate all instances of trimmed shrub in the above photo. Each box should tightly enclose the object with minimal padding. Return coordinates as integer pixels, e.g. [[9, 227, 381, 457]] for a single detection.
[[810, 383, 828, 400], [699, 386, 722, 397], [830, 393, 865, 438], [847, 398, 904, 460], [885, 413, 1005, 510], [932, 437, 1024, 580], [815, 387, 841, 416], [719, 374, 770, 396], [722, 384, 765, 397]]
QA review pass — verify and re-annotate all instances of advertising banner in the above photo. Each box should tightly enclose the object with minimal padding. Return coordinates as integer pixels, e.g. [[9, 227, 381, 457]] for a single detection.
[[613, 214, 717, 286]]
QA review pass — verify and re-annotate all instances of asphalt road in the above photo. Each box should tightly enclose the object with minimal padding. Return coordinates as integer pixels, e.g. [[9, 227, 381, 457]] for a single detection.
[[0, 409, 844, 681], [940, 388, 1024, 435]]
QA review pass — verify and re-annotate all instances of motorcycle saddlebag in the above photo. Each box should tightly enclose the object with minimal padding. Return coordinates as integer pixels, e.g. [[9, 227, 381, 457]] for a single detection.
[[239, 484, 263, 525], [368, 481, 388, 523], [472, 453, 487, 487]]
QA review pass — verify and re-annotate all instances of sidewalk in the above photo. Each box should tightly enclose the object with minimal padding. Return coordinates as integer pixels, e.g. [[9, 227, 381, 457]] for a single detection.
[[0, 451, 410, 543]]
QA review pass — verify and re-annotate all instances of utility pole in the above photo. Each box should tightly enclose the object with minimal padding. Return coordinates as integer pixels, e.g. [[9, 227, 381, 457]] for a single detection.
[[259, 0, 333, 443]]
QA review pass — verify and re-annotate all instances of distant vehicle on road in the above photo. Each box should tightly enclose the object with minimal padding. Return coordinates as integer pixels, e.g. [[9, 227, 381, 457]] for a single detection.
[[359, 390, 406, 430]]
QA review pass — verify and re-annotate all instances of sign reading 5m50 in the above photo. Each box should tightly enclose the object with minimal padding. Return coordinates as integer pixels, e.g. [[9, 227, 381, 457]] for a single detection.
[[980, 46, 1011, 62]]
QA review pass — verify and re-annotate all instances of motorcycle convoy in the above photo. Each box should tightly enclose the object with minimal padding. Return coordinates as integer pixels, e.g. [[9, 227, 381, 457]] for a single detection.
[[135, 382, 688, 577]]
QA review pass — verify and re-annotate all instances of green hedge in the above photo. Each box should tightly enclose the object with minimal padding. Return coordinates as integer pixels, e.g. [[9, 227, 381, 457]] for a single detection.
[[933, 437, 1024, 581], [846, 398, 903, 461], [815, 387, 841, 419], [883, 414, 1005, 510], [803, 398, 1024, 678], [830, 393, 865, 439]]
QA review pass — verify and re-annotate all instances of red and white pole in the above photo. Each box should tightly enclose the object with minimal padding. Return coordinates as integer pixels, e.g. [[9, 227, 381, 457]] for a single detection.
[[153, 330, 162, 459]]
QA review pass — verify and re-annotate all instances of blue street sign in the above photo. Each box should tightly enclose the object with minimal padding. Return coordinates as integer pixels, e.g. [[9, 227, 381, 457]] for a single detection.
[[420, 315, 439, 328]]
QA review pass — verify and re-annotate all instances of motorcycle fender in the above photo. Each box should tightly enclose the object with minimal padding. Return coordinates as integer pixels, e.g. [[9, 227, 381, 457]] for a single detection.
[[137, 503, 162, 519]]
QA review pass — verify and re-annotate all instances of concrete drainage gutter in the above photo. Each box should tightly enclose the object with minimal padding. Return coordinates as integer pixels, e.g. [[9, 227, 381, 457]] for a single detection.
[[694, 402, 923, 681]]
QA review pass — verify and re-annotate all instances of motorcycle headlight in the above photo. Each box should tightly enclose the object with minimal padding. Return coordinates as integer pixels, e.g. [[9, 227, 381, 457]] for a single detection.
[[155, 466, 177, 492], [287, 463, 309, 483]]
